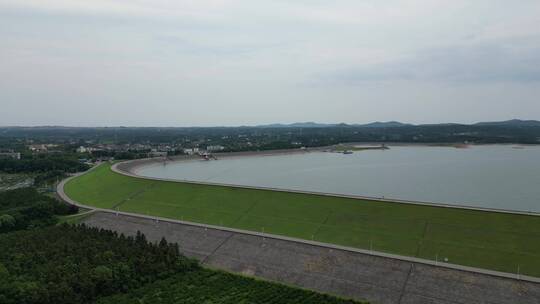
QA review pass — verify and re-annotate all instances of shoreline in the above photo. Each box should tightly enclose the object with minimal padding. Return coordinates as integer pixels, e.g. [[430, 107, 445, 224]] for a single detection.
[[112, 155, 539, 217], [123, 147, 327, 175], [344, 142, 540, 147], [126, 142, 538, 174]]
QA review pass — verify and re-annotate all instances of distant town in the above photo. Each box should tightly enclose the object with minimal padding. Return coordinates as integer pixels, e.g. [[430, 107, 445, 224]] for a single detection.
[[1, 119, 539, 164]]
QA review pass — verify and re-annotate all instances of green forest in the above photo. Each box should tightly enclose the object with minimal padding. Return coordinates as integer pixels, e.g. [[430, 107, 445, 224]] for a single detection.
[[0, 157, 89, 174], [97, 269, 361, 304], [0, 188, 78, 232], [0, 155, 90, 187], [0, 225, 196, 304]]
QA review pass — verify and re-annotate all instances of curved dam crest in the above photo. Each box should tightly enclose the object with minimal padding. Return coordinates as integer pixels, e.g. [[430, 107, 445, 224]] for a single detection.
[[133, 145, 540, 213]]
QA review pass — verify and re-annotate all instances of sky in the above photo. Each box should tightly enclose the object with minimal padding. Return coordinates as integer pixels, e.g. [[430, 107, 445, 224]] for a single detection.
[[1, 0, 539, 127]]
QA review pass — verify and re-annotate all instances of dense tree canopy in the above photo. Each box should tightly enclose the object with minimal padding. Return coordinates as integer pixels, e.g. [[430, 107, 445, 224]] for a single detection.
[[0, 157, 89, 174], [97, 268, 363, 304], [0, 188, 78, 232], [0, 225, 197, 304]]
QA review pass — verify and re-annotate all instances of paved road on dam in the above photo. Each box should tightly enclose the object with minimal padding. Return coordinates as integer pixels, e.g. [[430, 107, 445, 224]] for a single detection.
[[82, 212, 540, 304]]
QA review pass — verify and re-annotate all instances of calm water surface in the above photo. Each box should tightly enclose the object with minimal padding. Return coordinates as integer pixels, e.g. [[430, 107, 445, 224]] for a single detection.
[[136, 145, 540, 213]]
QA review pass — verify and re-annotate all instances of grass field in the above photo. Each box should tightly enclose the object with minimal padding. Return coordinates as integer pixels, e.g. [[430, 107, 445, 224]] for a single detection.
[[64, 163, 540, 277]]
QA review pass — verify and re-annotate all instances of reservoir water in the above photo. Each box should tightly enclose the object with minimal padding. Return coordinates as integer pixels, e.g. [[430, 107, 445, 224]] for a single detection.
[[136, 145, 540, 213]]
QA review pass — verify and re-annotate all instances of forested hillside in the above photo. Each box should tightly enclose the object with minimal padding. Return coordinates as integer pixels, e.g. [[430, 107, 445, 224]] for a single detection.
[[98, 268, 362, 304], [0, 188, 77, 232], [0, 225, 197, 304], [0, 157, 89, 174]]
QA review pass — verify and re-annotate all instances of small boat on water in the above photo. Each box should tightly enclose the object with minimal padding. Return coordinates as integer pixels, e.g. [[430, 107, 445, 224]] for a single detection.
[[342, 150, 353, 154]]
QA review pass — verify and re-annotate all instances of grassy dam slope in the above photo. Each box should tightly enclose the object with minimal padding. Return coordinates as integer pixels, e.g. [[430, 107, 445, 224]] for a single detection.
[[64, 163, 540, 277]]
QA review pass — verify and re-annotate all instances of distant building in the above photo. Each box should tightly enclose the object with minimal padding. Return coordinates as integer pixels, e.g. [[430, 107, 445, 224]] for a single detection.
[[157, 145, 174, 152], [206, 145, 225, 152], [76, 146, 88, 153], [183, 148, 199, 155], [148, 151, 168, 158], [27, 144, 57, 153], [0, 152, 21, 160], [131, 144, 151, 151], [28, 144, 47, 152]]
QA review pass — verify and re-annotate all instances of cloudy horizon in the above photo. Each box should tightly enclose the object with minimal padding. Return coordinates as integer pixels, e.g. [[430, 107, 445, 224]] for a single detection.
[[1, 0, 539, 127]]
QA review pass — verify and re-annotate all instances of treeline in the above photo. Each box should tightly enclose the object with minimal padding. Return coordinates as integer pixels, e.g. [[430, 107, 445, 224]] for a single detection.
[[0, 157, 89, 174], [0, 225, 198, 304], [32, 170, 65, 186], [90, 150, 148, 160], [0, 188, 78, 233], [97, 268, 363, 304], [2, 124, 540, 145]]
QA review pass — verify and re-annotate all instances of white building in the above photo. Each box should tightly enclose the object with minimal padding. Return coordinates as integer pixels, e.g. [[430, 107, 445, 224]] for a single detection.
[[0, 152, 21, 160], [206, 145, 225, 152], [183, 148, 199, 155], [28, 144, 48, 152]]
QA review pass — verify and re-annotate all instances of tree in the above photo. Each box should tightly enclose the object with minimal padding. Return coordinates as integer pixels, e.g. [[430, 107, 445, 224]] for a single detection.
[[0, 214, 15, 230], [92, 266, 113, 285]]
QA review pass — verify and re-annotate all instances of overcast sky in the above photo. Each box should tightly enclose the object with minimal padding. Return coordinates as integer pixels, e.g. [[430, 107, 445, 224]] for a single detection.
[[1, 0, 539, 126]]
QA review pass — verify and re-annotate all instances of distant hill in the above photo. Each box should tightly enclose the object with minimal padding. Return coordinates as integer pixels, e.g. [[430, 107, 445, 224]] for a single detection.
[[2, 119, 540, 145], [3, 119, 540, 130], [474, 119, 540, 127], [256, 122, 337, 128], [257, 121, 412, 128], [356, 121, 412, 128], [255, 119, 540, 129]]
